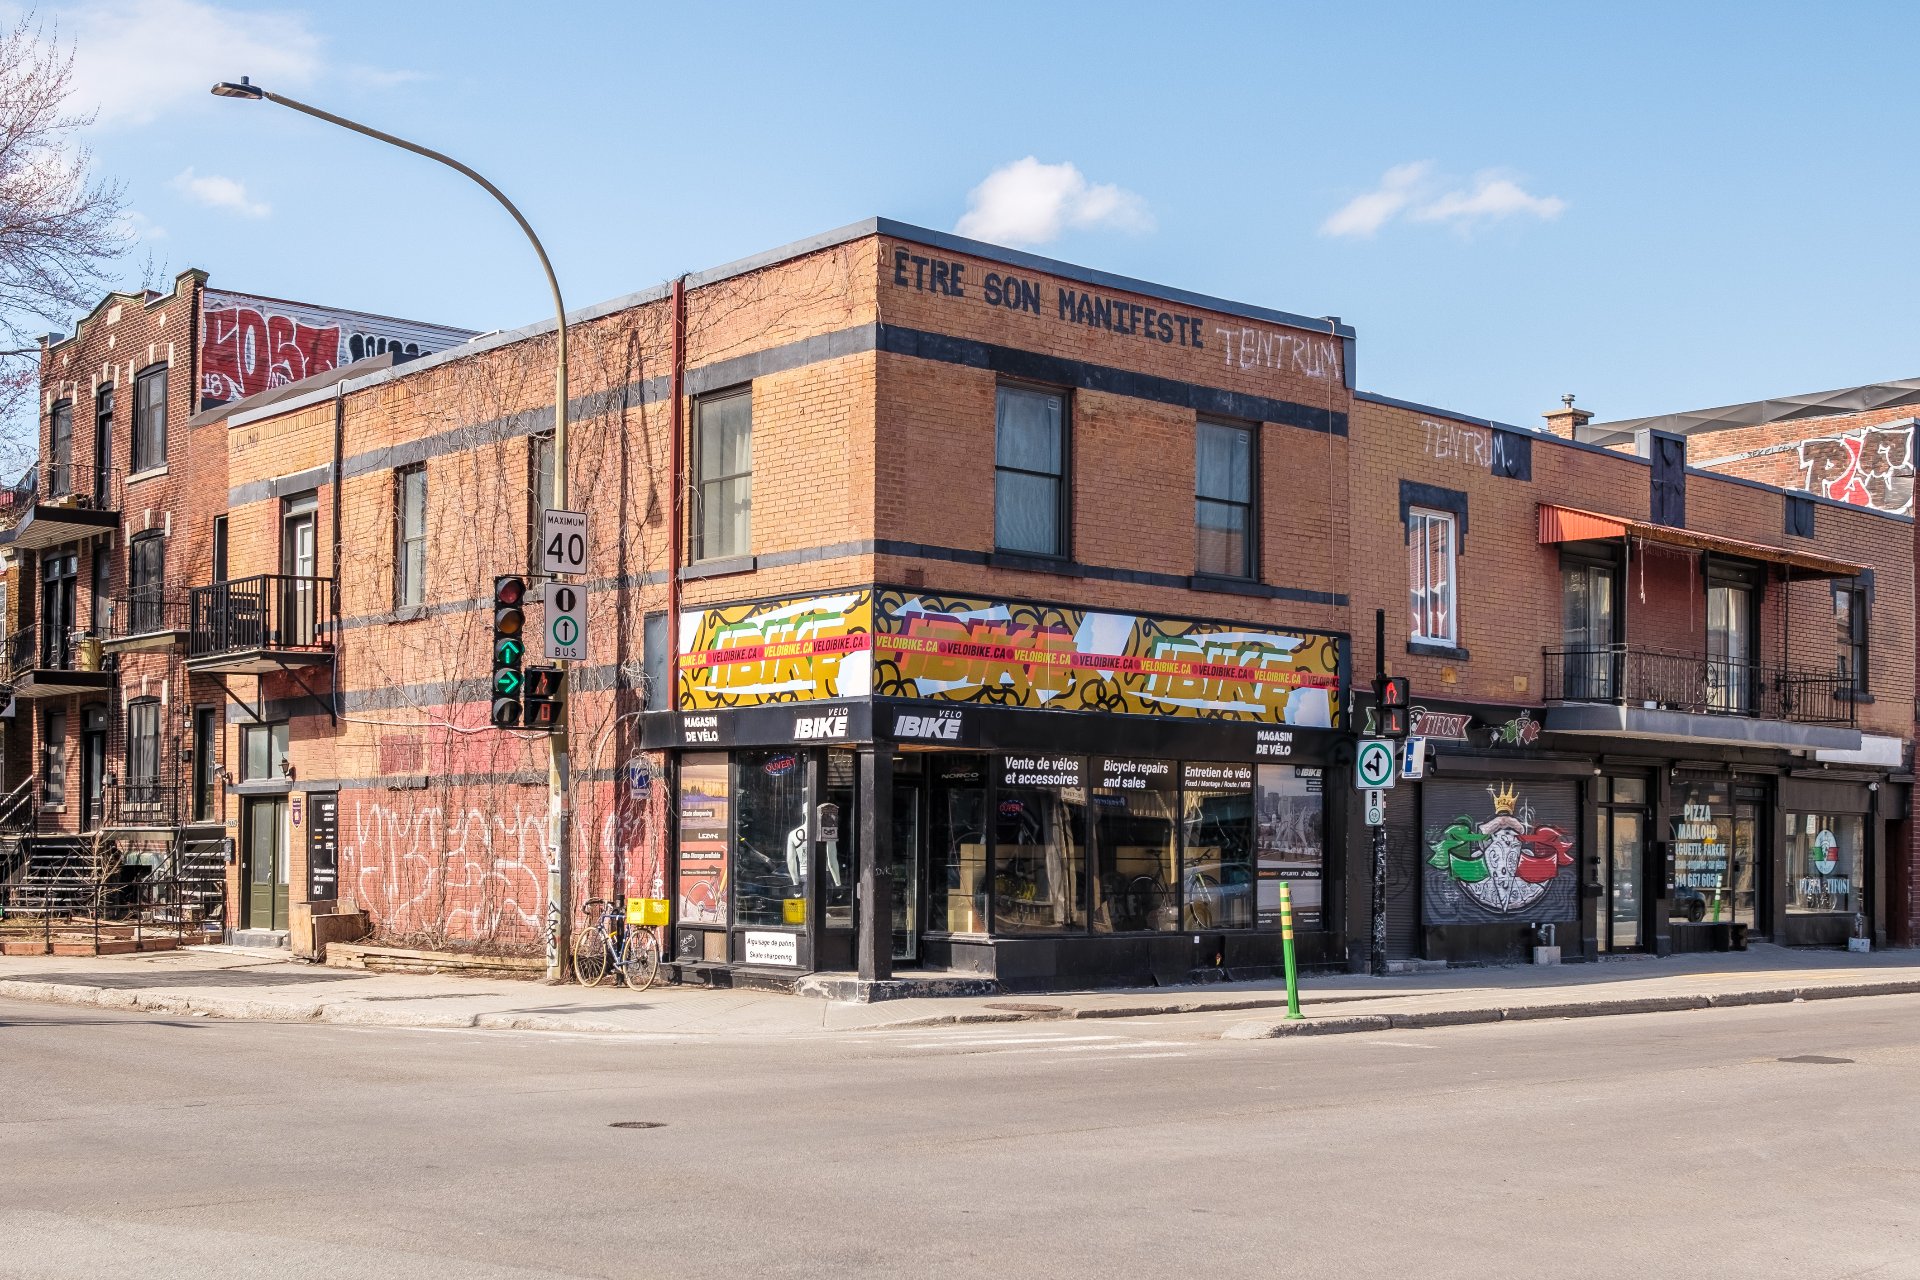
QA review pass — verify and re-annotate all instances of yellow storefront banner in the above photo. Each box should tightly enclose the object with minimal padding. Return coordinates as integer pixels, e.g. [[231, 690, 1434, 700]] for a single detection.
[[676, 588, 1342, 725]]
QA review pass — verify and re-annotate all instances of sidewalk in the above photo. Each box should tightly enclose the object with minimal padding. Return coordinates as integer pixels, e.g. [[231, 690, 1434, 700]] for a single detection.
[[0, 943, 1915, 1039]]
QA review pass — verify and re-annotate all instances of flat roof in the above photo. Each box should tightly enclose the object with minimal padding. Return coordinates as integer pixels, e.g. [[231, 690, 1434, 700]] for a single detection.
[[1583, 377, 1920, 446]]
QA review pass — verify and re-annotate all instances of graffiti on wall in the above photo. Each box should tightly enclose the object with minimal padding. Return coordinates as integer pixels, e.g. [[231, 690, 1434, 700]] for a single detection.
[[198, 289, 474, 408], [1422, 779, 1578, 926], [1797, 425, 1914, 514]]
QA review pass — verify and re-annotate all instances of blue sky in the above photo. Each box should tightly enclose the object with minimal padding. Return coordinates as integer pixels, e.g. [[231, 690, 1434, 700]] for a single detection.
[[35, 0, 1920, 427]]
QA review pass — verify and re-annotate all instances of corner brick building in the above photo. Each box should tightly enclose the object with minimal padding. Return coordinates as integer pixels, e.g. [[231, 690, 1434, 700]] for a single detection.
[[7, 221, 1912, 987]]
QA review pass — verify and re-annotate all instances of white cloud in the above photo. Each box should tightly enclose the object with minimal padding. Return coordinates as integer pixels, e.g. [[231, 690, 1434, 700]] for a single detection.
[[26, 0, 418, 128], [1321, 162, 1566, 237], [1319, 161, 1431, 238], [955, 157, 1153, 248], [116, 210, 167, 241], [1411, 175, 1567, 227], [171, 167, 268, 217]]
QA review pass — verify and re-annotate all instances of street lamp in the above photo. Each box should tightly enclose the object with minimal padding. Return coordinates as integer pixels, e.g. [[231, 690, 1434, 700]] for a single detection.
[[212, 76, 576, 981]]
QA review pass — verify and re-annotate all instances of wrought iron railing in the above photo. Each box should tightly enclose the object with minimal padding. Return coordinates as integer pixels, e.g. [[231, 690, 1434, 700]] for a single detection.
[[105, 589, 190, 640], [1543, 645, 1856, 726], [103, 779, 180, 828], [35, 458, 115, 511], [1, 622, 110, 677], [188, 574, 334, 658]]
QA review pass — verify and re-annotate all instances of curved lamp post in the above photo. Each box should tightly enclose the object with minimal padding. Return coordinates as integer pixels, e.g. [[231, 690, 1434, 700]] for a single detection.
[[212, 77, 575, 980]]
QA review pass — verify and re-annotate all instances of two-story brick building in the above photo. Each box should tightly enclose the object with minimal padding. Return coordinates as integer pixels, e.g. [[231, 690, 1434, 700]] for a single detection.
[[15, 220, 1912, 988]]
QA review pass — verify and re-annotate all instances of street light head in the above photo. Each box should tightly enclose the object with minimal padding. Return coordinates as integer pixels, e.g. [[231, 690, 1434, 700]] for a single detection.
[[210, 77, 265, 100]]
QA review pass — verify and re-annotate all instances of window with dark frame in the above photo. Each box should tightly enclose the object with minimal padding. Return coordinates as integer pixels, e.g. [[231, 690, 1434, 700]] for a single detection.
[[93, 385, 113, 507], [90, 550, 109, 636], [1407, 507, 1458, 645], [242, 721, 290, 782], [692, 389, 752, 562], [126, 700, 161, 805], [49, 400, 72, 496], [394, 464, 427, 608], [528, 430, 555, 564], [129, 534, 165, 634], [211, 515, 228, 584], [1195, 420, 1256, 579], [1836, 581, 1869, 695], [994, 384, 1068, 557], [192, 705, 218, 822], [132, 364, 167, 472], [43, 710, 66, 807]]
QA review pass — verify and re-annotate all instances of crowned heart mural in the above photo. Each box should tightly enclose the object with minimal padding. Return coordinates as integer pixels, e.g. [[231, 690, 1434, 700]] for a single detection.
[[1422, 780, 1578, 926]]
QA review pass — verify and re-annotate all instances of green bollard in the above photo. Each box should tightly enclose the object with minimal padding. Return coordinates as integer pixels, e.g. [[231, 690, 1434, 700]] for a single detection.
[[1280, 882, 1304, 1020]]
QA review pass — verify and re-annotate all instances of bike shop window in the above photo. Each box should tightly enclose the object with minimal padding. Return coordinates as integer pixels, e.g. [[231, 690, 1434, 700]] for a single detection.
[[1091, 757, 1178, 932], [1183, 762, 1257, 930], [821, 751, 856, 928], [1785, 812, 1865, 915], [675, 753, 730, 928], [42, 710, 66, 807], [1834, 580, 1869, 696], [242, 721, 289, 782], [394, 464, 427, 608], [732, 749, 807, 929], [692, 388, 752, 562], [1195, 420, 1256, 580], [528, 430, 555, 563], [994, 384, 1068, 558], [126, 699, 161, 804], [1256, 765, 1324, 929], [132, 363, 167, 472], [926, 755, 989, 934], [993, 754, 1085, 933], [1407, 507, 1457, 645], [48, 399, 72, 496], [129, 534, 165, 634]]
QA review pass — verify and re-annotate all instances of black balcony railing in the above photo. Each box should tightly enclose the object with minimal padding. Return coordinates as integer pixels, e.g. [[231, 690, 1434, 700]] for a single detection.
[[35, 458, 115, 511], [1544, 645, 1857, 726], [104, 589, 190, 641], [102, 779, 180, 828], [2, 622, 108, 677], [188, 574, 334, 659]]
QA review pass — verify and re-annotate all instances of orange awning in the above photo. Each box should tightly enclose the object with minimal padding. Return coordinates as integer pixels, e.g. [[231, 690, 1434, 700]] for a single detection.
[[1537, 504, 1864, 579]]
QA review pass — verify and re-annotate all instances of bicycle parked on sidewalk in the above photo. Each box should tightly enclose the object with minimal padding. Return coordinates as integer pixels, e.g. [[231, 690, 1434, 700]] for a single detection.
[[573, 898, 663, 991]]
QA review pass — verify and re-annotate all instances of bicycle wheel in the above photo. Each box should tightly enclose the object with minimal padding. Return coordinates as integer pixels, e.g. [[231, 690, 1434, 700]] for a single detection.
[[573, 922, 611, 986], [621, 928, 661, 992]]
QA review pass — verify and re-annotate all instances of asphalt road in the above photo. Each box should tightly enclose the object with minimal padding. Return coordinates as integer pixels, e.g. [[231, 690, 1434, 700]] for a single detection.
[[2, 995, 1916, 1279]]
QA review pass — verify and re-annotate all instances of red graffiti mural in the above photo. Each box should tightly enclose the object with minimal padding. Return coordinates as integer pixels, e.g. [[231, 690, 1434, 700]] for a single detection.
[[200, 306, 342, 403]]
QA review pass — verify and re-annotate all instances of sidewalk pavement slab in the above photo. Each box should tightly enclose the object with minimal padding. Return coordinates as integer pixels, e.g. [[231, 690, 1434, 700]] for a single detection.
[[0, 942, 1915, 1040]]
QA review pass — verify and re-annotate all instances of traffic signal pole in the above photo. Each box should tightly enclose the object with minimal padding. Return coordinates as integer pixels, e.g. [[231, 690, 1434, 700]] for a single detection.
[[1370, 608, 1389, 979]]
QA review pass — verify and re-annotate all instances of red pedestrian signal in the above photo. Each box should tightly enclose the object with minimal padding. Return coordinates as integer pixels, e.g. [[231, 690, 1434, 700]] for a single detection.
[[523, 665, 565, 730]]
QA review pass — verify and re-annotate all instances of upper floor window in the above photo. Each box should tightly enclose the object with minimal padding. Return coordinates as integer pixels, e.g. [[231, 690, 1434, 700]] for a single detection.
[[1407, 508, 1457, 646], [692, 388, 752, 562], [129, 534, 165, 633], [529, 430, 555, 564], [42, 710, 66, 807], [1195, 420, 1255, 579], [995, 384, 1068, 557], [126, 699, 162, 794], [241, 720, 290, 781], [93, 386, 113, 507], [49, 400, 74, 497], [394, 464, 427, 608], [132, 364, 167, 472], [211, 515, 228, 584], [1836, 580, 1869, 695]]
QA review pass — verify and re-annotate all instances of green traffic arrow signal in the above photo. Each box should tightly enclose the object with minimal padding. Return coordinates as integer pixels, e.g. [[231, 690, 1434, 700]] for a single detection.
[[495, 636, 523, 665], [495, 667, 523, 695]]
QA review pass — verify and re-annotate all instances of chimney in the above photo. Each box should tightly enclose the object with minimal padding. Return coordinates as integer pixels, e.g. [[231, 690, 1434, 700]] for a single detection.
[[1543, 393, 1593, 441]]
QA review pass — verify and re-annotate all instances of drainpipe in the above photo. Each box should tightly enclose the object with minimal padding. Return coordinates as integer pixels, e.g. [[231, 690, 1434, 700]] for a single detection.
[[667, 278, 686, 657], [331, 384, 344, 619]]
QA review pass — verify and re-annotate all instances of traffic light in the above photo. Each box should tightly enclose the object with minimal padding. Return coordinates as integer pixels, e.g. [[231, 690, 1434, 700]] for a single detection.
[[491, 576, 526, 728], [1376, 674, 1411, 738], [522, 666, 565, 730]]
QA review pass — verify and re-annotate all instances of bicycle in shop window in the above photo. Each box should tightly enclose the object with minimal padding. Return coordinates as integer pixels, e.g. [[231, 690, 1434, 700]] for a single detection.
[[573, 896, 668, 990]]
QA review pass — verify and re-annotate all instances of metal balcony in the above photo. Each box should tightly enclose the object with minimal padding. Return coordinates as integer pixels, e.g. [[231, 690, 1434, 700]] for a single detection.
[[100, 590, 190, 654], [0, 461, 118, 552], [187, 574, 334, 673], [1544, 645, 1858, 737], [0, 622, 115, 699]]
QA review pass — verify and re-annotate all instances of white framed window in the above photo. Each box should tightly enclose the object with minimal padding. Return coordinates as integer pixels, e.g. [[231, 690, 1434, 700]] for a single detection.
[[1407, 507, 1457, 645]]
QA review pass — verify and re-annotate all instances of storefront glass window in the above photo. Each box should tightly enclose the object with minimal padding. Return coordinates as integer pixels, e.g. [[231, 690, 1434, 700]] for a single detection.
[[1786, 812, 1864, 915], [676, 753, 730, 926], [822, 752, 856, 928], [1256, 765, 1324, 929], [1183, 762, 1256, 930], [927, 756, 989, 934], [1670, 781, 1758, 927], [1091, 757, 1179, 932], [733, 749, 809, 928], [993, 755, 1085, 933]]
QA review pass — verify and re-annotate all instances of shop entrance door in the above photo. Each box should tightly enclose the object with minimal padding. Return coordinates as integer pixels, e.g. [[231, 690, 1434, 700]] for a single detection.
[[1594, 776, 1649, 952], [243, 797, 289, 931], [890, 766, 921, 962]]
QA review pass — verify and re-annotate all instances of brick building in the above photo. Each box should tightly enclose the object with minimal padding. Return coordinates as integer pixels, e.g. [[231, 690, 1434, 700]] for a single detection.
[[9, 221, 1912, 985], [0, 270, 470, 937]]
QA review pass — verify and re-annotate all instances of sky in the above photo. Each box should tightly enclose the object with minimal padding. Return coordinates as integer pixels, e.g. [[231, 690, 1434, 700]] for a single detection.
[[25, 0, 1920, 428]]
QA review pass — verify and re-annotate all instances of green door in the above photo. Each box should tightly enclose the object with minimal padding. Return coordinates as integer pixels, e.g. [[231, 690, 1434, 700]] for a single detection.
[[245, 798, 289, 931]]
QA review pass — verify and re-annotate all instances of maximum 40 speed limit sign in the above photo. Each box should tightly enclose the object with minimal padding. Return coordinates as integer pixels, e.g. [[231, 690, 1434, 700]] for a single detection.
[[540, 508, 588, 576]]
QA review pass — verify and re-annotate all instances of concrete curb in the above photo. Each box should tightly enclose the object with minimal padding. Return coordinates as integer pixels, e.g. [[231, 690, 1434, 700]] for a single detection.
[[1219, 981, 1920, 1039]]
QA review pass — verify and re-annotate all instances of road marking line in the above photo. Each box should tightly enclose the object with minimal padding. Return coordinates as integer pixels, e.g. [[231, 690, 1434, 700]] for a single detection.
[[897, 1034, 1124, 1048]]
